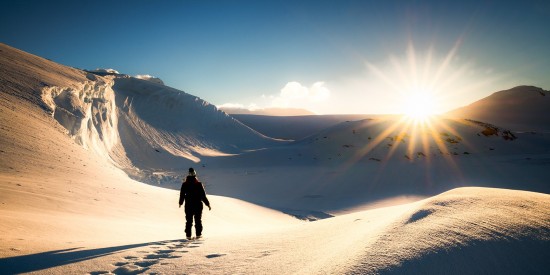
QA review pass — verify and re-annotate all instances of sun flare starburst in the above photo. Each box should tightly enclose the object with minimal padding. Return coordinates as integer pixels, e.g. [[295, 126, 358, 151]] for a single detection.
[[340, 40, 480, 186], [402, 91, 436, 121]]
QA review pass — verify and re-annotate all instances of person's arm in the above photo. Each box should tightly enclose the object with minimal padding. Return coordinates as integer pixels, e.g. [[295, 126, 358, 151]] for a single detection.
[[200, 183, 211, 210], [178, 182, 186, 207]]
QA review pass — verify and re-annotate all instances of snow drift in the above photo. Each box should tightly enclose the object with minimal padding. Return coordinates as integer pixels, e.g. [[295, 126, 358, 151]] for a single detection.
[[339, 187, 550, 274]]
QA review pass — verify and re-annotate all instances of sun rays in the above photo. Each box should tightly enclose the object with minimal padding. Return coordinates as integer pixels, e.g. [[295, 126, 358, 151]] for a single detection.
[[339, 115, 467, 191], [365, 39, 467, 116], [338, 40, 481, 184], [323, 38, 509, 192]]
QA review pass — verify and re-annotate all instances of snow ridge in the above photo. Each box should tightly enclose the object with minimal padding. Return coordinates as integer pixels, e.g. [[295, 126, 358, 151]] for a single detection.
[[39, 73, 281, 185]]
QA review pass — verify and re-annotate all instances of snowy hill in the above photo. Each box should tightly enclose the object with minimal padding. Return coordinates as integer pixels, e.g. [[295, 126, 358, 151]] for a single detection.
[[340, 187, 550, 274], [446, 85, 550, 132], [0, 43, 281, 185], [111, 76, 281, 183], [0, 41, 300, 268]]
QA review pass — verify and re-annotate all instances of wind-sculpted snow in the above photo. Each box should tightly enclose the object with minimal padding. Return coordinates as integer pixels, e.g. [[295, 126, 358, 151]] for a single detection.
[[41, 76, 120, 163], [344, 188, 550, 274], [36, 74, 282, 185]]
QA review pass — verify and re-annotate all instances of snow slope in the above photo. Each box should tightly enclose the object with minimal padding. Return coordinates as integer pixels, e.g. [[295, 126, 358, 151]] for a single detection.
[[1, 43, 282, 186], [112, 76, 279, 162], [446, 85, 550, 132], [199, 116, 550, 216], [342, 187, 550, 274], [0, 43, 300, 271], [111, 76, 282, 183], [1, 43, 549, 274]]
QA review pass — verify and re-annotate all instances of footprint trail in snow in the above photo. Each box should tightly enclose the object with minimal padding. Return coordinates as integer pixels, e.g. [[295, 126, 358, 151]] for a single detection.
[[88, 239, 203, 275]]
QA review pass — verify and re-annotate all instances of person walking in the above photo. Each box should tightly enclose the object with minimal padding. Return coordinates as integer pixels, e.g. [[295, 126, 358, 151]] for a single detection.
[[179, 167, 211, 240]]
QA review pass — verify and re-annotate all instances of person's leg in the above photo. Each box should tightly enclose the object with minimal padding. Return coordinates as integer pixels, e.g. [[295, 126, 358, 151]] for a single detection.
[[194, 208, 203, 237], [185, 207, 193, 238]]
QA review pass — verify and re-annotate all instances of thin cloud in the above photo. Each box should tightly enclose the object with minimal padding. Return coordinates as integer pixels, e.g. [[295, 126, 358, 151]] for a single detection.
[[272, 81, 331, 107], [219, 81, 330, 113]]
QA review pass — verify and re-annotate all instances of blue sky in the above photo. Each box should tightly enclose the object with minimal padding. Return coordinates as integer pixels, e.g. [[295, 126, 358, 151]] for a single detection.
[[1, 0, 549, 114]]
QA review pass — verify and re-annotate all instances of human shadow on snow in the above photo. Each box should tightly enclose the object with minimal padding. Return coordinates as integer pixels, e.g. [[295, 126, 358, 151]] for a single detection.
[[0, 239, 184, 274]]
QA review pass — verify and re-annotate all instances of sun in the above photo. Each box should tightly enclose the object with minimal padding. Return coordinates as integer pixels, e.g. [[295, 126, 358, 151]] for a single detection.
[[363, 39, 471, 121], [402, 91, 436, 121]]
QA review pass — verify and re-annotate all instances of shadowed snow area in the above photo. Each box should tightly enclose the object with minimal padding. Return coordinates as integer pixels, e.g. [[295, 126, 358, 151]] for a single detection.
[[1, 43, 550, 274], [447, 85, 550, 132]]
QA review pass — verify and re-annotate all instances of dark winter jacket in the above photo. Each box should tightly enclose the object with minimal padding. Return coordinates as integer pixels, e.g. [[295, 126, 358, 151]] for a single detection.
[[179, 176, 210, 209]]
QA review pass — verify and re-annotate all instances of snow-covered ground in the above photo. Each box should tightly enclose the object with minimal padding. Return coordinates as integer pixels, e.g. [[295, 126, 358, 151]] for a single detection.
[[1, 43, 549, 274]]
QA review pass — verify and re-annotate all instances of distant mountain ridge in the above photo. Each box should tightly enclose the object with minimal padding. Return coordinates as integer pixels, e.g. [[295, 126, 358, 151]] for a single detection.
[[232, 114, 380, 140], [446, 85, 550, 132]]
